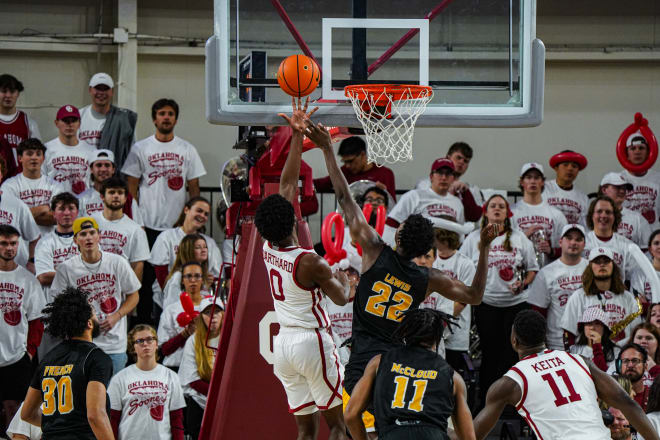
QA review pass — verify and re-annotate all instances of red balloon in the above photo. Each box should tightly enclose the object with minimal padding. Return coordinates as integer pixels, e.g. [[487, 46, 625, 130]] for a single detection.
[[357, 204, 387, 256], [616, 112, 658, 174], [322, 212, 345, 264], [180, 292, 195, 316], [176, 312, 192, 327]]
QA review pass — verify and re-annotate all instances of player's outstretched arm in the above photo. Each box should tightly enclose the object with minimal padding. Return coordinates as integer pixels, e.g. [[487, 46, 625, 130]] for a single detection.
[[452, 372, 476, 440], [428, 223, 498, 305], [473, 377, 520, 440], [305, 120, 382, 258], [344, 354, 381, 440], [587, 358, 660, 440], [21, 386, 43, 427], [297, 253, 350, 306], [278, 97, 318, 203], [86, 381, 115, 440]]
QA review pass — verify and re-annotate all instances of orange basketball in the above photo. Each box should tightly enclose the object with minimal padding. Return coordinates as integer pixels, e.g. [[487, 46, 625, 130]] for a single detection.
[[277, 54, 320, 98]]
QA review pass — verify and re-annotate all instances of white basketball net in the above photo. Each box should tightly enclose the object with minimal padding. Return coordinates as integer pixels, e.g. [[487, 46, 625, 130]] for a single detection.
[[346, 86, 433, 165]]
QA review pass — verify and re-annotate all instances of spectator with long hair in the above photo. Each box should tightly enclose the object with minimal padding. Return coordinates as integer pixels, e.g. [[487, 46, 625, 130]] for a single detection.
[[178, 296, 224, 440], [648, 303, 660, 331], [162, 234, 213, 309], [108, 324, 186, 440], [569, 307, 620, 371], [628, 323, 660, 378], [460, 194, 538, 406]]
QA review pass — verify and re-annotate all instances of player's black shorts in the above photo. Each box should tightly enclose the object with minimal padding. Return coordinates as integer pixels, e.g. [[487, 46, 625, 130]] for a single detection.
[[344, 334, 392, 396], [0, 353, 33, 401], [380, 426, 448, 440]]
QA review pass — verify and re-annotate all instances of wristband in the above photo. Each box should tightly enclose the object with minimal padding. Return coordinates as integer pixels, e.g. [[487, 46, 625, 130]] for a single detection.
[[28, 257, 35, 263]]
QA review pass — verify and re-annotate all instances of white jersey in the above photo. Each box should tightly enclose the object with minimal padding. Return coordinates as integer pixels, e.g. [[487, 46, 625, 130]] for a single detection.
[[78, 105, 106, 147], [34, 231, 79, 299], [149, 227, 222, 276], [178, 333, 219, 409], [262, 243, 330, 329], [43, 138, 95, 195], [527, 258, 589, 350], [560, 288, 642, 343], [0, 191, 40, 267], [78, 188, 144, 226], [108, 364, 186, 440], [121, 135, 206, 230], [543, 180, 589, 226], [461, 229, 538, 307], [91, 213, 150, 263], [621, 169, 660, 229], [323, 298, 353, 366], [505, 349, 611, 440], [0, 265, 45, 367], [157, 298, 207, 367], [51, 251, 141, 354], [511, 200, 568, 249], [619, 207, 652, 250]]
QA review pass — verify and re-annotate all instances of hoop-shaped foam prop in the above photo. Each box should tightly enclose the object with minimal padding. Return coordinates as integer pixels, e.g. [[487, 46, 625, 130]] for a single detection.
[[357, 204, 387, 256], [177, 292, 199, 327], [549, 151, 587, 170], [322, 212, 346, 265], [616, 112, 658, 174]]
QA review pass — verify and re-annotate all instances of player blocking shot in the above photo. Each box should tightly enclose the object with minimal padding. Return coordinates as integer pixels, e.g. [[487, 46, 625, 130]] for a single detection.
[[254, 98, 351, 440], [345, 308, 475, 440], [473, 310, 660, 440], [303, 120, 498, 434]]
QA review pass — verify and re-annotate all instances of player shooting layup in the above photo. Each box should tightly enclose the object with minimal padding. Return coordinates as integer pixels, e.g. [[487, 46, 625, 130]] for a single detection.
[[473, 310, 659, 440], [304, 121, 498, 433], [255, 99, 351, 440]]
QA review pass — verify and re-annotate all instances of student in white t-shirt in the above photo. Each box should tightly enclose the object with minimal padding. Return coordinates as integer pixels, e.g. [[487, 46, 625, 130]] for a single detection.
[[43, 105, 95, 195], [91, 176, 150, 281], [178, 296, 224, 440], [543, 150, 589, 226], [324, 260, 358, 367], [51, 216, 141, 375], [527, 224, 589, 350], [383, 157, 464, 245], [162, 234, 214, 309], [1, 138, 64, 238], [122, 98, 206, 234], [569, 307, 620, 372], [108, 324, 186, 440]]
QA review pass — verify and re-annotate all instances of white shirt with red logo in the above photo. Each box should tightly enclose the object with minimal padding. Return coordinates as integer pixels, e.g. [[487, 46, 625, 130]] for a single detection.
[[504, 349, 611, 440], [43, 138, 95, 195], [0, 191, 41, 266], [560, 288, 642, 343], [461, 229, 538, 307], [157, 298, 207, 368], [527, 258, 589, 350], [0, 265, 45, 367], [78, 188, 144, 226], [91, 213, 150, 263], [78, 105, 106, 147], [108, 364, 186, 440], [323, 298, 353, 365], [35, 231, 79, 298], [121, 135, 206, 230], [621, 169, 660, 229], [543, 180, 589, 226], [511, 200, 568, 250], [51, 251, 141, 354], [619, 207, 651, 250]]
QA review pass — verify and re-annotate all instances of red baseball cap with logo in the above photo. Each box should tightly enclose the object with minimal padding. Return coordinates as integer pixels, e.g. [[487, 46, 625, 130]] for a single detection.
[[431, 157, 455, 173], [56, 105, 80, 120]]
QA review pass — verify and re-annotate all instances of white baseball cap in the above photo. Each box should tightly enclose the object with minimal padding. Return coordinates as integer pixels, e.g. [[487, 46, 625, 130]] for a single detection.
[[626, 130, 648, 148], [89, 72, 114, 88], [90, 149, 115, 164], [588, 247, 614, 262], [199, 295, 225, 312], [560, 224, 586, 239], [520, 162, 544, 177], [600, 172, 633, 190]]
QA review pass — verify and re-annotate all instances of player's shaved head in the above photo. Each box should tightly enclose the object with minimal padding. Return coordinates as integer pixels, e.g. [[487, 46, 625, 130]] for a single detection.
[[512, 309, 547, 348]]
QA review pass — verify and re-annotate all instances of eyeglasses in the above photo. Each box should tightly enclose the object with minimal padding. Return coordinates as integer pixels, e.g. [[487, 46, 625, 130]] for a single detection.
[[364, 197, 386, 206], [202, 308, 223, 316], [134, 336, 157, 345], [183, 273, 203, 280], [621, 358, 643, 366]]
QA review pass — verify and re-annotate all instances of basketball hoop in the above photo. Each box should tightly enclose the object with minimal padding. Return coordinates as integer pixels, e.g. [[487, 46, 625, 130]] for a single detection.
[[345, 84, 433, 165]]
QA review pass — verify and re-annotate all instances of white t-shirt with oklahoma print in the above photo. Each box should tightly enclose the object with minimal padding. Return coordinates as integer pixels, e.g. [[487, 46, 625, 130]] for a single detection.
[[35, 231, 79, 298], [108, 363, 186, 440], [511, 199, 568, 250], [527, 258, 588, 350], [43, 138, 95, 195], [0, 191, 41, 267], [91, 213, 150, 263], [121, 135, 206, 230], [621, 169, 660, 229], [0, 265, 45, 367], [51, 251, 141, 354], [543, 180, 589, 226], [78, 188, 144, 226]]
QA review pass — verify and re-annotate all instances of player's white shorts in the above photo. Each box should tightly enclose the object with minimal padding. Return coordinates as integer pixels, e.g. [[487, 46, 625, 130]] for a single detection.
[[274, 326, 344, 415]]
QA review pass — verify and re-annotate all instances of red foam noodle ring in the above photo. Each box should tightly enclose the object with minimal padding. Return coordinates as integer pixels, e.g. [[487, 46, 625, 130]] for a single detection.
[[374, 205, 386, 236], [321, 212, 345, 263], [616, 112, 658, 174], [180, 292, 195, 316], [176, 312, 192, 327]]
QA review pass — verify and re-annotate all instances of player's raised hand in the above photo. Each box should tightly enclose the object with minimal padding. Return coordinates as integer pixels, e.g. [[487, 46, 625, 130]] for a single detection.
[[479, 223, 500, 249], [304, 120, 333, 151], [278, 97, 318, 133], [334, 269, 349, 287]]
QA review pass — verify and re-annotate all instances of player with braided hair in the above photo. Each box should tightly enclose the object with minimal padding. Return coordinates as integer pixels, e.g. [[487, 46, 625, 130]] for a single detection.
[[344, 308, 474, 440], [22, 287, 114, 440]]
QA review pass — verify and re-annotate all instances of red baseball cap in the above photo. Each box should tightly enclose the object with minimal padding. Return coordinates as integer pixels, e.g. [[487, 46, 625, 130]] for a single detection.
[[56, 105, 80, 120], [431, 158, 455, 173]]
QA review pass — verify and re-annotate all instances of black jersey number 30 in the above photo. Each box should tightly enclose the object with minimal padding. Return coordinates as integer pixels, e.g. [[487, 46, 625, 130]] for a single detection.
[[42, 376, 74, 415], [365, 281, 413, 321]]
